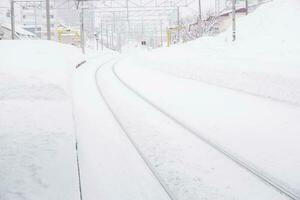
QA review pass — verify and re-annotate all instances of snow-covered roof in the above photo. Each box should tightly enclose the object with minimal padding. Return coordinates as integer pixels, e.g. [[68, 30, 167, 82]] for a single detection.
[[1, 23, 36, 37]]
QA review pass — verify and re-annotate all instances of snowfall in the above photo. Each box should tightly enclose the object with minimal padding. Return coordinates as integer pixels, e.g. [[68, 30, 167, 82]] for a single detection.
[[0, 0, 300, 200]]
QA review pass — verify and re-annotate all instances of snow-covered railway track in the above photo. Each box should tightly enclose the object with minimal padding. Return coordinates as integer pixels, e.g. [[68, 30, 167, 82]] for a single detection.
[[94, 60, 176, 200], [110, 62, 300, 200]]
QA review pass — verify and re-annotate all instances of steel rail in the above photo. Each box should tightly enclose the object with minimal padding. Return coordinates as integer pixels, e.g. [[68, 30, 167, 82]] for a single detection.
[[94, 59, 176, 200], [112, 63, 300, 200]]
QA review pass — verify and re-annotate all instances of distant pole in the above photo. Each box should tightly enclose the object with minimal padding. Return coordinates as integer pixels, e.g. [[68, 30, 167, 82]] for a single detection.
[[96, 33, 99, 51], [10, 0, 15, 39], [126, 0, 129, 23], [100, 20, 103, 50], [198, 0, 202, 37], [160, 19, 163, 46], [106, 24, 109, 48], [91, 7, 95, 38], [232, 0, 236, 41], [176, 6, 180, 25], [141, 17, 144, 38], [113, 12, 116, 32], [96, 38, 99, 50], [245, 0, 248, 15], [154, 27, 157, 48], [34, 5, 38, 37], [111, 25, 114, 49], [198, 0, 202, 21], [46, 0, 51, 40], [126, 0, 130, 42], [80, 2, 85, 54]]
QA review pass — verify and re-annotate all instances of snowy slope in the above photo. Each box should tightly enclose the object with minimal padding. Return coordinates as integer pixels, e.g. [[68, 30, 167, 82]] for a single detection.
[[0, 40, 83, 200], [131, 0, 300, 105]]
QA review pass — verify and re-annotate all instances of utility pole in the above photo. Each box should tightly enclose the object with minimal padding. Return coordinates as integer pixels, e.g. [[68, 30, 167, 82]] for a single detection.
[[198, 0, 202, 21], [154, 27, 157, 48], [176, 6, 180, 25], [34, 4, 38, 37], [141, 16, 144, 38], [113, 12, 116, 32], [80, 2, 85, 54], [232, 0, 236, 41], [106, 24, 109, 48], [160, 19, 163, 46], [126, 0, 130, 42], [245, 0, 248, 15], [198, 0, 202, 37], [118, 31, 122, 52], [10, 0, 15, 40], [111, 25, 114, 49], [95, 33, 99, 51], [45, 0, 51, 40], [100, 20, 103, 50]]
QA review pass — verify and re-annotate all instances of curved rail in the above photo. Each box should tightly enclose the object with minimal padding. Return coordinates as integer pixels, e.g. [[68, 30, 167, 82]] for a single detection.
[[112, 63, 300, 200], [94, 59, 176, 200]]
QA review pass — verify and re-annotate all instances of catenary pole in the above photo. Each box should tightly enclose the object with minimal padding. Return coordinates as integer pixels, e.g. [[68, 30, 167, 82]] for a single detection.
[[46, 0, 51, 40], [111, 25, 114, 49], [10, 0, 15, 39], [160, 19, 163, 46], [126, 0, 130, 42], [34, 4, 38, 37], [177, 6, 179, 25], [80, 2, 85, 54], [100, 20, 103, 50], [232, 0, 236, 41], [198, 0, 201, 21], [106, 24, 109, 48], [198, 0, 202, 37]]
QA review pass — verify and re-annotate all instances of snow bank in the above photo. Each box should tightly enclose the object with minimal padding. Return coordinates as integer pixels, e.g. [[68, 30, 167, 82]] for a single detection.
[[132, 0, 300, 105], [0, 40, 83, 200]]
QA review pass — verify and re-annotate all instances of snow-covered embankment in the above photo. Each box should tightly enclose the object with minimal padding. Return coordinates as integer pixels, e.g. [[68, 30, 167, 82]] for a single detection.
[[134, 0, 300, 105]]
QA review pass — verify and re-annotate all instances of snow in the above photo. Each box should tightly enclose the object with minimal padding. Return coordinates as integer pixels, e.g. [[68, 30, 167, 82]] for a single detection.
[[134, 0, 300, 106], [97, 61, 290, 200], [115, 61, 300, 197], [106, 0, 300, 198], [1, 23, 36, 37], [0, 40, 83, 200], [72, 53, 173, 200], [1, 0, 300, 199]]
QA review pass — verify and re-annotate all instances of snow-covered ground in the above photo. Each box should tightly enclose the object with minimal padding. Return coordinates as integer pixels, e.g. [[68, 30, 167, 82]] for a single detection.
[[130, 0, 300, 106], [0, 40, 83, 200], [96, 61, 291, 200], [107, 0, 300, 198], [72, 52, 175, 200], [114, 61, 300, 198], [1, 0, 299, 199]]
